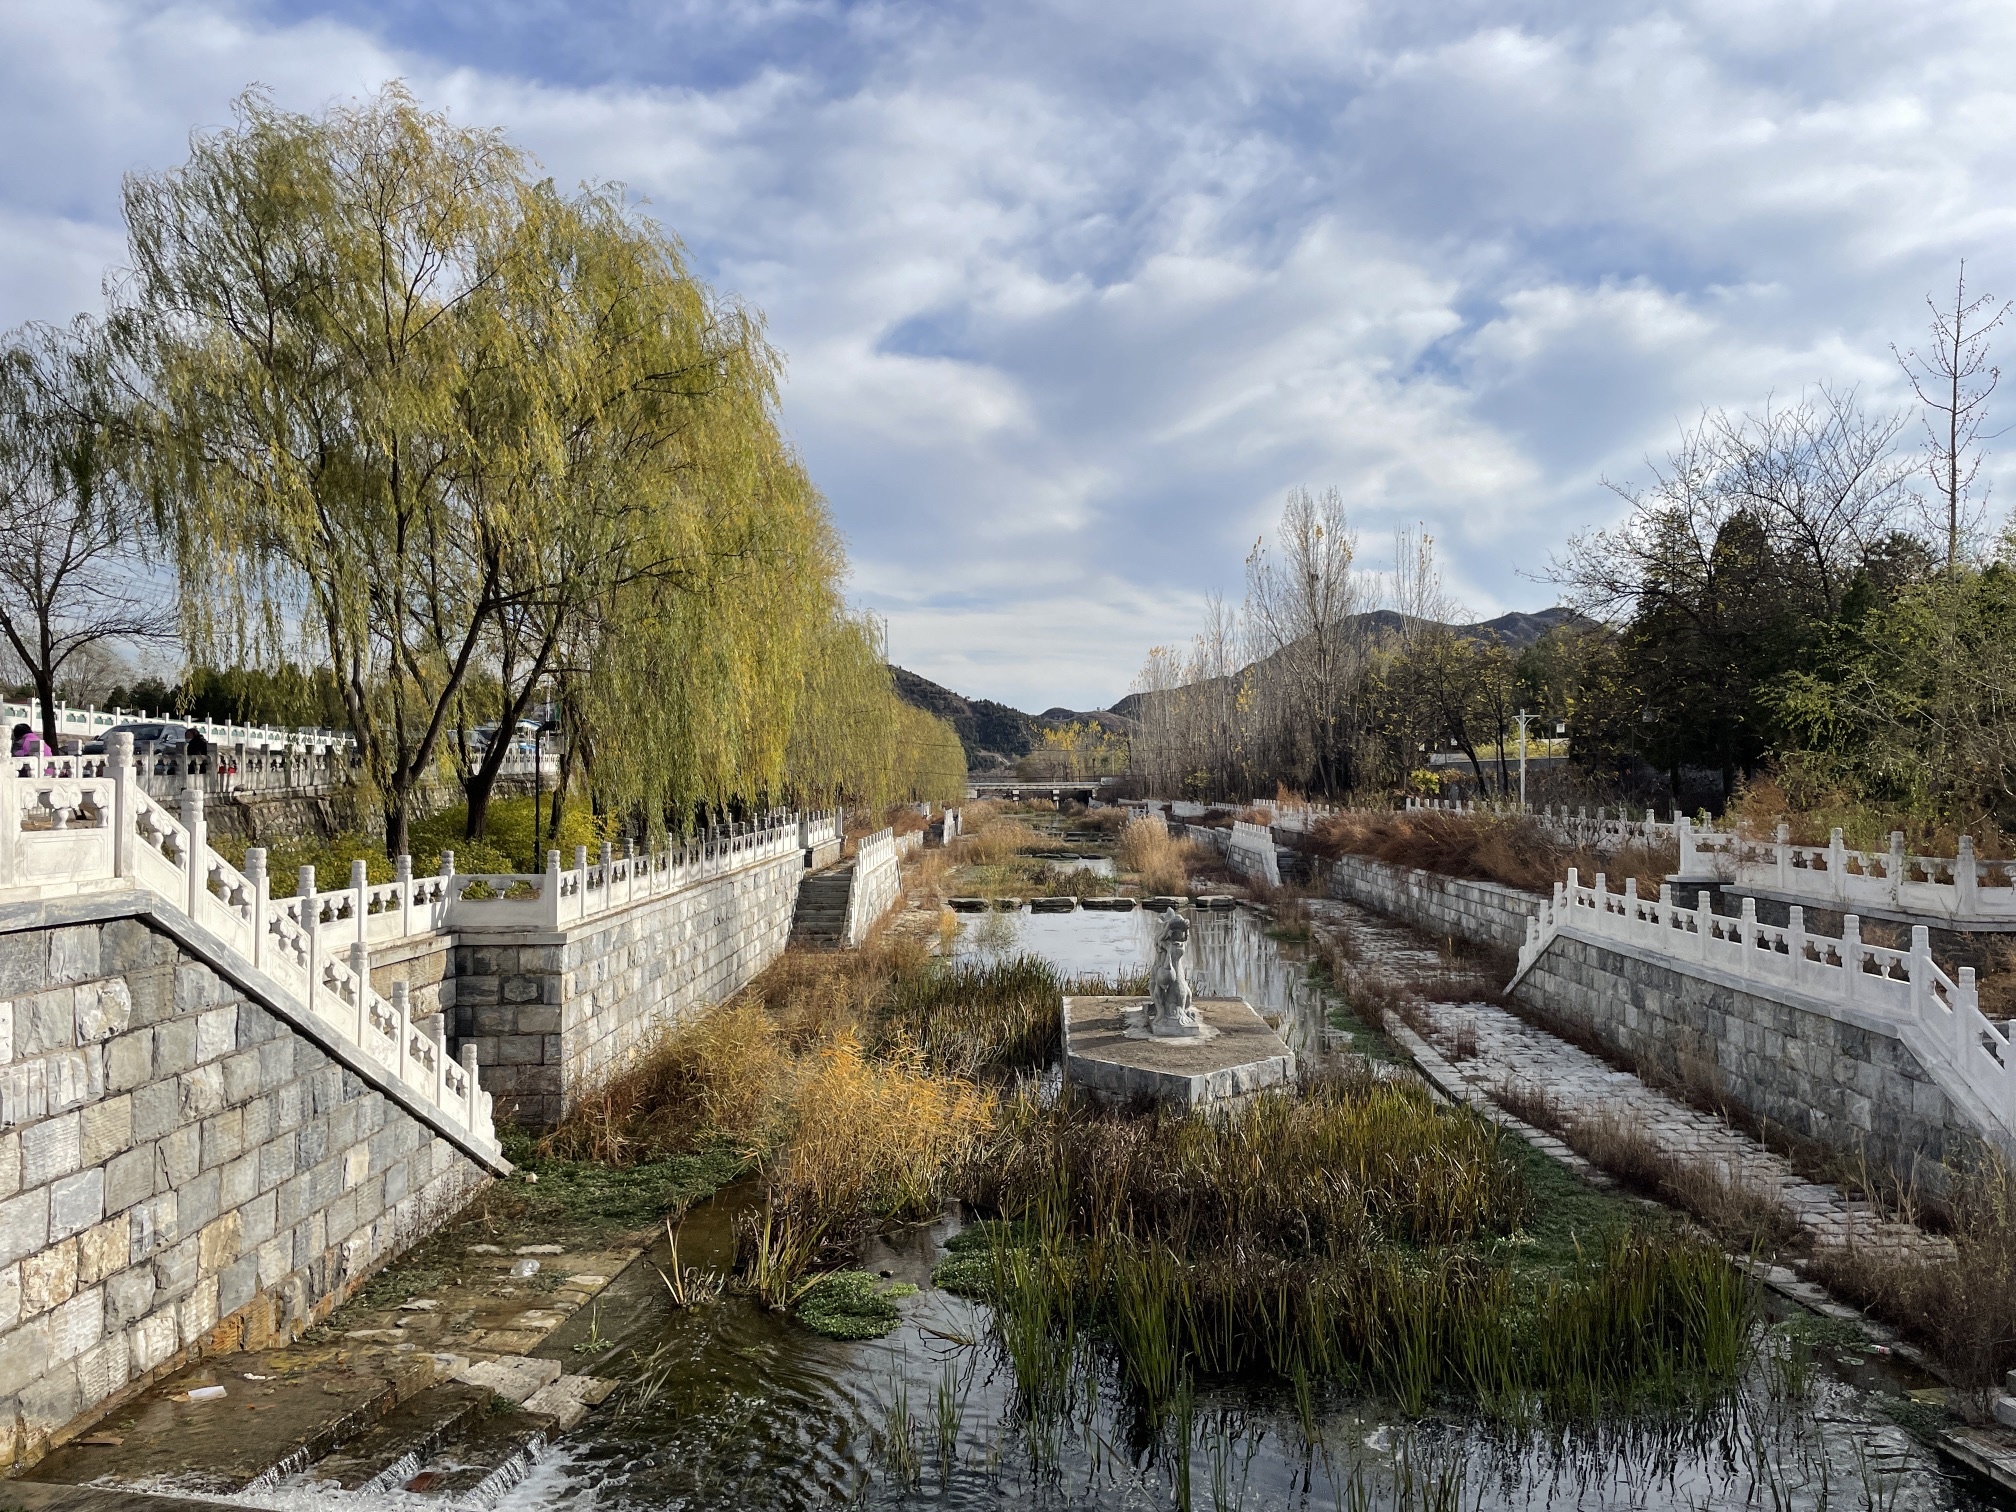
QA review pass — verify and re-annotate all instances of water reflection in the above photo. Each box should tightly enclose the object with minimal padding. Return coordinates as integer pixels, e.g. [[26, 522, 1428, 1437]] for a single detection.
[[952, 904, 1331, 1053]]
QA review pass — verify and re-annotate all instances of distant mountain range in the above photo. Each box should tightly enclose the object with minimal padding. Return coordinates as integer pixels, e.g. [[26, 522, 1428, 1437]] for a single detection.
[[889, 665, 1122, 773], [1106, 606, 1589, 720], [892, 607, 1588, 771]]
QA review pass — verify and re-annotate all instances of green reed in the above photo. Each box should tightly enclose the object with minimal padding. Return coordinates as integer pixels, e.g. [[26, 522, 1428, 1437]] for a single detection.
[[962, 1070, 1757, 1421]]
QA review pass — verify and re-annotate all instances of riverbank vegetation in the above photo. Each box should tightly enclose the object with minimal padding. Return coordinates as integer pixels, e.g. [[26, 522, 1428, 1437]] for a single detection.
[[950, 1075, 1749, 1422], [1126, 276, 2016, 845], [542, 926, 1756, 1410], [1302, 807, 1676, 895]]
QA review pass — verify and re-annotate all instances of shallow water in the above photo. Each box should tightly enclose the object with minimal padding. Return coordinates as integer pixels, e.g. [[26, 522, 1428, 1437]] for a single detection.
[[952, 904, 1331, 1052], [478, 906, 1997, 1512]]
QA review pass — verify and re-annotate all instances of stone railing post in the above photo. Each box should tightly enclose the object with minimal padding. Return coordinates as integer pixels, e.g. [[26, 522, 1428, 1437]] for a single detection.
[[245, 847, 268, 968], [1888, 831, 1907, 907], [1737, 897, 1758, 976], [390, 978, 410, 1082], [178, 780, 207, 918], [1788, 905, 1805, 990], [1958, 835, 1979, 918], [441, 850, 456, 880], [1775, 822, 1790, 891], [351, 941, 372, 1050], [1676, 816, 1696, 876], [351, 858, 370, 947], [1841, 915, 1861, 1005], [109, 731, 135, 880], [422, 994, 446, 1105], [299, 864, 318, 1015], [546, 849, 563, 927], [460, 1043, 482, 1122], [1957, 967, 1980, 1063], [1695, 889, 1712, 962], [626, 838, 637, 906], [1828, 828, 1847, 902], [396, 853, 413, 937], [1909, 925, 1932, 1026]]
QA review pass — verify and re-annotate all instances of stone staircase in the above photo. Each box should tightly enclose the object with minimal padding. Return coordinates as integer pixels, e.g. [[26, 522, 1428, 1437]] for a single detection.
[[791, 860, 856, 947]]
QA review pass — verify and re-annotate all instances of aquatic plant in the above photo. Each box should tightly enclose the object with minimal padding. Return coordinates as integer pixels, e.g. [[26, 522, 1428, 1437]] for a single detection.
[[1118, 817, 1204, 895], [792, 1270, 918, 1339], [960, 1077, 1756, 1419], [878, 953, 1065, 1074]]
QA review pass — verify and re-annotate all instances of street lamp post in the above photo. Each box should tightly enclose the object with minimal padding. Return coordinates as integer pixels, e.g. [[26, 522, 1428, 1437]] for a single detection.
[[1515, 710, 1532, 809], [533, 719, 561, 851]]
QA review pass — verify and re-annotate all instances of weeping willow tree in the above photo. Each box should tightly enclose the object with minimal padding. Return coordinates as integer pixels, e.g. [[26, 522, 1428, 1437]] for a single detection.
[[784, 614, 967, 811], [114, 83, 961, 849], [118, 86, 541, 853]]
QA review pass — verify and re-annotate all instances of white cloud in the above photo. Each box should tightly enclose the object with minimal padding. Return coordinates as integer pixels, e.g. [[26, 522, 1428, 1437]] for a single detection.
[[6, 0, 2016, 708]]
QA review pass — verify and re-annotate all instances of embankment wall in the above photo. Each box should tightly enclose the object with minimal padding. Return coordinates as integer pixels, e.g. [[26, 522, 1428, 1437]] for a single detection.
[[0, 900, 487, 1468], [1324, 855, 1540, 953], [452, 851, 806, 1125], [1327, 851, 1978, 1186]]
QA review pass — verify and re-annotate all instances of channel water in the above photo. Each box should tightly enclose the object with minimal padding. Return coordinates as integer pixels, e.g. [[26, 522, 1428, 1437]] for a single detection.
[[450, 903, 2000, 1512]]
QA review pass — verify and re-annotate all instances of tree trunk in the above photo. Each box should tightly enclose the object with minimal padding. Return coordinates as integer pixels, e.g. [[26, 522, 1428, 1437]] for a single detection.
[[35, 672, 58, 753], [385, 794, 412, 862]]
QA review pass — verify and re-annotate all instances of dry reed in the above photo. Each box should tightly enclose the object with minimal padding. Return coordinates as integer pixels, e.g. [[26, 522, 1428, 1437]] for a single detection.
[[1117, 817, 1203, 895], [1308, 810, 1675, 896]]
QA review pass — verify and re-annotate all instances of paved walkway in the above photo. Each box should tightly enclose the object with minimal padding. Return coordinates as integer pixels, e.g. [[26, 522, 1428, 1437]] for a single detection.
[[1305, 897, 1943, 1261]]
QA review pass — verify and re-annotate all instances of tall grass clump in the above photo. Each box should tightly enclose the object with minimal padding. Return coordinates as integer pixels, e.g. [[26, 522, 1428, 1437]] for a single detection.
[[1118, 817, 1200, 895], [879, 954, 1065, 1075], [953, 1067, 1754, 1420], [1808, 1150, 2016, 1395], [966, 816, 1044, 866]]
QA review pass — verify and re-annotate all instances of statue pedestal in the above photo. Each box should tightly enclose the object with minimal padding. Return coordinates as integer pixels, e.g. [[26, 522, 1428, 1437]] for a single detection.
[[1062, 995, 1295, 1111]]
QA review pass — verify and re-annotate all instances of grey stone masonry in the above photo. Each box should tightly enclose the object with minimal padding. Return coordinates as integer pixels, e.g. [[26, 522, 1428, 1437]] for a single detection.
[[0, 908, 489, 1471], [1515, 933, 1976, 1190], [1325, 854, 1541, 953], [1322, 849, 1982, 1190], [454, 849, 804, 1126]]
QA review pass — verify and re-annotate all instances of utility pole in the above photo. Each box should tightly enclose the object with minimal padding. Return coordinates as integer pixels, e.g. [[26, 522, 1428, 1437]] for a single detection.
[[1515, 709, 1533, 810]]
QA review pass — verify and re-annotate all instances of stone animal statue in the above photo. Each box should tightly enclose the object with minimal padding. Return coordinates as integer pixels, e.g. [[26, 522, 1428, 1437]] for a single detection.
[[1149, 911, 1205, 1037]]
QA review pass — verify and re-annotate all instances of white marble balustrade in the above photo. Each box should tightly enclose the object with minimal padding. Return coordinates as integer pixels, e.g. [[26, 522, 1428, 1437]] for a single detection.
[[1514, 867, 2016, 1146]]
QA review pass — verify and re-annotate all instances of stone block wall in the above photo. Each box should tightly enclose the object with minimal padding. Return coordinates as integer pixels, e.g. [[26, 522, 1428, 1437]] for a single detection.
[[368, 935, 455, 1022], [1325, 854, 1541, 953], [0, 905, 488, 1468], [454, 850, 805, 1125], [1516, 934, 1974, 1186], [1324, 848, 1980, 1185]]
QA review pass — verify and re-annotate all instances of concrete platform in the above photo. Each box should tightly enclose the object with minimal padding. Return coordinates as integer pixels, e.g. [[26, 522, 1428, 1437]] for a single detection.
[[1062, 995, 1295, 1109]]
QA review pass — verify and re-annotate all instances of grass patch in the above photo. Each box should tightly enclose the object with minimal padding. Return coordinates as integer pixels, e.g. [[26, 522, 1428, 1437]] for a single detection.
[[1808, 1150, 2016, 1396], [499, 1131, 749, 1237]]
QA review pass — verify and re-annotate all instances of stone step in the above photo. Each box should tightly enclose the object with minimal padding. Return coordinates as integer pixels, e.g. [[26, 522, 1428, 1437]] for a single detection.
[[400, 1402, 558, 1498], [20, 1347, 447, 1495], [300, 1382, 494, 1491]]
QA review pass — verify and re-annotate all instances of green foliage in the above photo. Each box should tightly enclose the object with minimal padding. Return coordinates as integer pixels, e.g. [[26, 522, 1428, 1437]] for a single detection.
[[209, 794, 614, 892], [104, 665, 349, 729], [792, 1270, 918, 1340], [1767, 564, 2016, 827], [117, 83, 962, 850]]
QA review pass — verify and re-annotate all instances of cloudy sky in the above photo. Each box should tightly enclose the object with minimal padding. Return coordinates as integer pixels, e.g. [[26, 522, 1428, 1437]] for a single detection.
[[4, 2, 2015, 710]]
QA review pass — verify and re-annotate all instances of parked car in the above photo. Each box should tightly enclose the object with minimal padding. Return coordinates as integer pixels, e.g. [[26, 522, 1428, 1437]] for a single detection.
[[82, 721, 192, 755]]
